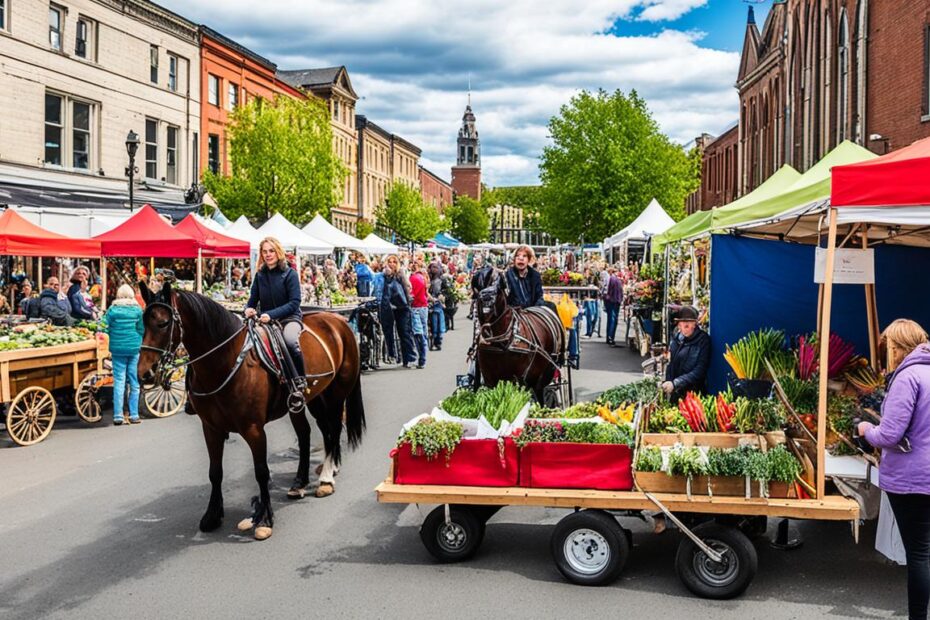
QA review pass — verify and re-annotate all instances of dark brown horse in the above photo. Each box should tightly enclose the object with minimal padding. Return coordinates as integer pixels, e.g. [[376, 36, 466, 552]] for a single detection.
[[138, 282, 364, 541], [473, 268, 566, 403]]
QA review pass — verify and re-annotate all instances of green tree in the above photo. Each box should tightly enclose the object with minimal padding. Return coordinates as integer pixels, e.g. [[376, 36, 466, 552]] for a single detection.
[[538, 89, 698, 242], [375, 183, 443, 243], [445, 196, 490, 244], [355, 219, 375, 239], [203, 95, 347, 225], [490, 185, 546, 230]]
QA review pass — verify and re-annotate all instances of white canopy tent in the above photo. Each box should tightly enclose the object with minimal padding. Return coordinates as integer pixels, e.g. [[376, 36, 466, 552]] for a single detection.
[[359, 233, 399, 254], [603, 198, 675, 249], [302, 214, 367, 251], [225, 215, 265, 249], [256, 213, 333, 254]]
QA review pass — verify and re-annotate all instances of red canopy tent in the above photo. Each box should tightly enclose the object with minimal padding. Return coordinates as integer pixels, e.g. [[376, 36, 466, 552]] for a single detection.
[[93, 204, 200, 257], [0, 209, 100, 257], [831, 135, 930, 207], [175, 215, 250, 258]]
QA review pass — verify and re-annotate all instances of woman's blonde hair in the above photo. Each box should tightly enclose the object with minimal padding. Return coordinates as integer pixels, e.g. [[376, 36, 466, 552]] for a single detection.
[[883, 319, 929, 357], [258, 237, 286, 268], [116, 284, 136, 300]]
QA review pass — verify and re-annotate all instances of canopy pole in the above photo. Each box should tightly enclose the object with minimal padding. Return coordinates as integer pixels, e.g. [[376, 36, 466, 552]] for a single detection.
[[196, 249, 203, 295], [150, 257, 155, 281], [816, 207, 838, 500], [862, 226, 879, 371], [101, 257, 108, 311]]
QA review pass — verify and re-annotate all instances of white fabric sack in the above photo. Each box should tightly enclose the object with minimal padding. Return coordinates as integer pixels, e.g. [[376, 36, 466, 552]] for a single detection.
[[497, 403, 531, 437], [431, 407, 482, 438], [876, 491, 907, 565], [400, 413, 431, 435]]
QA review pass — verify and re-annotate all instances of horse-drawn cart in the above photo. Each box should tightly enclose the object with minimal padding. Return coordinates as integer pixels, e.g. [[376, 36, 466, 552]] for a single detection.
[[1, 337, 107, 446]]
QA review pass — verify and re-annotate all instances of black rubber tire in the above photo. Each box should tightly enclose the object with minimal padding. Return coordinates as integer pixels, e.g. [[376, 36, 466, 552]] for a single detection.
[[675, 522, 758, 599], [420, 506, 485, 563], [551, 510, 630, 586]]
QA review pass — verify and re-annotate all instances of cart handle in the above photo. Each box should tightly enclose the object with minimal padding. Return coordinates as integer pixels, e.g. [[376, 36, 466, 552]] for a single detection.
[[643, 492, 724, 564]]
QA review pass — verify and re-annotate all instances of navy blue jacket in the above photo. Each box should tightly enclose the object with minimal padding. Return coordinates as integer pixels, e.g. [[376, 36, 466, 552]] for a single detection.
[[504, 266, 544, 308], [380, 276, 409, 313], [247, 264, 302, 322], [67, 282, 94, 320], [666, 328, 711, 398]]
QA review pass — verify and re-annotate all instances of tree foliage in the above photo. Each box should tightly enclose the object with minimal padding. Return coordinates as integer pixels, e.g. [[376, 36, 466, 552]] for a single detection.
[[355, 219, 375, 239], [538, 89, 698, 242], [375, 183, 443, 243], [203, 95, 347, 226], [445, 196, 490, 244]]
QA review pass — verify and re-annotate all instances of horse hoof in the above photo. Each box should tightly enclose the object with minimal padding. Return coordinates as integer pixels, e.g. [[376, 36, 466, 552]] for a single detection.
[[236, 517, 254, 532], [254, 526, 273, 541], [287, 486, 307, 500], [315, 483, 335, 498], [314, 464, 339, 477], [199, 516, 223, 532]]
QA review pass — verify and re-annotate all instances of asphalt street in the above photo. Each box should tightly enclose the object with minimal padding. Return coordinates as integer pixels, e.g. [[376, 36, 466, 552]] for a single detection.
[[0, 310, 909, 619]]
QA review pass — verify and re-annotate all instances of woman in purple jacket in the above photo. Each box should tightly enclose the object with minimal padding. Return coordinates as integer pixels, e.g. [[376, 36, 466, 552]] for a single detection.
[[860, 319, 930, 620]]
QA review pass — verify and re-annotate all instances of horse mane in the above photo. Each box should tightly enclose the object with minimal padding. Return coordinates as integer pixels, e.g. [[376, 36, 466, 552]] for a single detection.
[[174, 290, 242, 344]]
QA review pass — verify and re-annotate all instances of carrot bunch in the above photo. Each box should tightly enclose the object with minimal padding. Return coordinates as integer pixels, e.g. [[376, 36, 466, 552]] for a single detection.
[[678, 392, 709, 432]]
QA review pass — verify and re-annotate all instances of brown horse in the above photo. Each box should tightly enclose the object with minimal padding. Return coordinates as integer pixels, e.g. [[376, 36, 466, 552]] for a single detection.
[[473, 268, 566, 403], [138, 282, 365, 540]]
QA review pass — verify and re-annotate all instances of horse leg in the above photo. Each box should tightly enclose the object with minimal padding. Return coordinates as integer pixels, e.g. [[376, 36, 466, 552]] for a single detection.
[[238, 425, 274, 541], [199, 422, 226, 532], [309, 394, 340, 497], [287, 409, 312, 500]]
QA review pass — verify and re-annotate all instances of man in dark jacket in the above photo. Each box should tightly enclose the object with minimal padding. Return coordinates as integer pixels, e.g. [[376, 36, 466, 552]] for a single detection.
[[663, 305, 710, 402], [504, 245, 545, 308], [38, 277, 74, 326]]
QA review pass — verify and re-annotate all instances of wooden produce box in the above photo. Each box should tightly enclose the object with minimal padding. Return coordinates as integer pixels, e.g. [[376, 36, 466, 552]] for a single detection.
[[639, 432, 786, 449], [635, 471, 796, 499]]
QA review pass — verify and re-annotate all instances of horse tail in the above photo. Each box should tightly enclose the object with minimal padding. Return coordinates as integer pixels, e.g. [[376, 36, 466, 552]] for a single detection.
[[345, 373, 366, 450]]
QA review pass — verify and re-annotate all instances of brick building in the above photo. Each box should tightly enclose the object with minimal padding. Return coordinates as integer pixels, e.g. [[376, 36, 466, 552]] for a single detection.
[[199, 26, 305, 178], [356, 115, 423, 224], [685, 126, 739, 214], [419, 166, 453, 212], [450, 98, 481, 200], [689, 1, 930, 211]]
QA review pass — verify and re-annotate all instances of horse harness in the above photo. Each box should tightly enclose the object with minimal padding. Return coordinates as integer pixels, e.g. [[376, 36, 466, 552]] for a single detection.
[[142, 299, 336, 406], [476, 305, 566, 382]]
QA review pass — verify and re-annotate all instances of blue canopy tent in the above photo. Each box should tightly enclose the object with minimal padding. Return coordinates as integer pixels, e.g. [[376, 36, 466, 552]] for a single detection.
[[432, 232, 464, 249]]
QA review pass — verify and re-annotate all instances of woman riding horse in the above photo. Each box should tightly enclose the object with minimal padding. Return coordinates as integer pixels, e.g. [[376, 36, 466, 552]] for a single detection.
[[504, 245, 545, 309]]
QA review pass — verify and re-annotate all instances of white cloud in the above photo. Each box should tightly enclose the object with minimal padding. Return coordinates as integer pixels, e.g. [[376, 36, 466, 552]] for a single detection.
[[160, 0, 738, 186]]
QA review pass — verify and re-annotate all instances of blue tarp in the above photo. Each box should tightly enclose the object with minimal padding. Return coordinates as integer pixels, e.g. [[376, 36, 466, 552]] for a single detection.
[[706, 235, 930, 393], [433, 232, 463, 249]]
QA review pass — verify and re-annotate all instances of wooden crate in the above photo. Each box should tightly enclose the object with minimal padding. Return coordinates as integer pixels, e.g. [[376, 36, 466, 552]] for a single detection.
[[635, 471, 796, 499]]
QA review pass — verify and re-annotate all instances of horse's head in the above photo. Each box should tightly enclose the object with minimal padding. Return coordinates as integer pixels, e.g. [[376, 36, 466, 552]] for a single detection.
[[138, 280, 181, 386], [475, 268, 507, 323]]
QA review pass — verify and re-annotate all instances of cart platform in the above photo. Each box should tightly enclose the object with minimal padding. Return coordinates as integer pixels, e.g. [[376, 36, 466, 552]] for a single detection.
[[375, 479, 860, 521]]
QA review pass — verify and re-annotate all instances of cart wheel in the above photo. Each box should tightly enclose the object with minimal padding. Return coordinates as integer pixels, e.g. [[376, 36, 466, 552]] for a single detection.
[[551, 510, 629, 586], [142, 370, 186, 418], [675, 522, 758, 599], [420, 506, 485, 563], [6, 386, 57, 446], [75, 371, 110, 423]]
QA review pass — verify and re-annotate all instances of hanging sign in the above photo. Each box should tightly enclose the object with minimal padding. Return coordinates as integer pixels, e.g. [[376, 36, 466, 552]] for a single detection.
[[814, 247, 875, 284]]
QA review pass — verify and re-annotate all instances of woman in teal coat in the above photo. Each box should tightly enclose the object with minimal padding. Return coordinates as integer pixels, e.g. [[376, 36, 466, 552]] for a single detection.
[[105, 284, 145, 425]]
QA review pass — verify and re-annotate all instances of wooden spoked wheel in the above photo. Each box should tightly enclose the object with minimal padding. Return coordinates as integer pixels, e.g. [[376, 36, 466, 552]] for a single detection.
[[75, 371, 111, 423], [142, 367, 186, 418], [6, 387, 57, 446]]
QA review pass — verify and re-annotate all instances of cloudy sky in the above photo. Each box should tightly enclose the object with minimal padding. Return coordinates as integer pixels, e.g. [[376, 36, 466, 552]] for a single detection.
[[161, 0, 770, 187]]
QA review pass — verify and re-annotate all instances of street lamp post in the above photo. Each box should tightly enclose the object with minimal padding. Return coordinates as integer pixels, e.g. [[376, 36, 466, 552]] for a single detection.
[[125, 130, 140, 212]]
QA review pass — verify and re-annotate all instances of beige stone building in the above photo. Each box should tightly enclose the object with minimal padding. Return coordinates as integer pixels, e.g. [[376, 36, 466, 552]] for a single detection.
[[278, 66, 359, 233], [0, 0, 200, 198], [355, 115, 421, 225]]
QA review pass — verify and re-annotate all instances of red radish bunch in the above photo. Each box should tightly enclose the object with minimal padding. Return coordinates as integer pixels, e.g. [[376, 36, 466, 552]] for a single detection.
[[797, 335, 818, 380]]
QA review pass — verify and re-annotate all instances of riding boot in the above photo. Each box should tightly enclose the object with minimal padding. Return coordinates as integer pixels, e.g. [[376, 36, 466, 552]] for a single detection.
[[289, 348, 308, 392]]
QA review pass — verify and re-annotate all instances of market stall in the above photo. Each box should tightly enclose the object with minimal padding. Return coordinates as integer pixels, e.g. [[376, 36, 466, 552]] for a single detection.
[[603, 198, 674, 264], [256, 212, 333, 255], [302, 214, 367, 252], [358, 232, 399, 254]]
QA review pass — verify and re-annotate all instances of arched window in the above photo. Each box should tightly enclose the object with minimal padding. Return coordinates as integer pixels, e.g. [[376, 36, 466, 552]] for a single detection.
[[855, 0, 868, 143], [837, 9, 850, 142]]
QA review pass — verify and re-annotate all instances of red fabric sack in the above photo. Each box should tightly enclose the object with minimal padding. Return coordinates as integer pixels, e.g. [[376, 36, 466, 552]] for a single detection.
[[391, 438, 519, 487], [519, 443, 633, 491]]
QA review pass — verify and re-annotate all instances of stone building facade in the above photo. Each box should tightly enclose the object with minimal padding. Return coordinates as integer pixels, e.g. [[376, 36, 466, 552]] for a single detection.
[[279, 66, 359, 233], [689, 1, 930, 211], [0, 0, 201, 193], [355, 115, 423, 225], [198, 26, 304, 179], [419, 166, 453, 212]]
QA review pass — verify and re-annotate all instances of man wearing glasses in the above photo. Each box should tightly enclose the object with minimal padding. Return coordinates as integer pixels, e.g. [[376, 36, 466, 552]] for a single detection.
[[37, 277, 74, 326]]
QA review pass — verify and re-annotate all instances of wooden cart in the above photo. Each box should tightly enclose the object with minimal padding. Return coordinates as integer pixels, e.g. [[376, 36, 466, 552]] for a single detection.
[[375, 477, 859, 599], [1, 338, 107, 446]]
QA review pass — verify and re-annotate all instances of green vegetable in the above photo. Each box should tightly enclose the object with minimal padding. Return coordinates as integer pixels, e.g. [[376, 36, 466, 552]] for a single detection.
[[666, 445, 707, 477], [396, 419, 464, 463], [635, 446, 663, 472], [707, 447, 746, 477], [767, 445, 802, 483], [560, 402, 600, 419], [563, 422, 633, 446], [743, 449, 771, 482], [732, 397, 786, 434], [439, 382, 533, 429], [648, 406, 691, 433], [597, 377, 663, 408], [725, 328, 786, 380]]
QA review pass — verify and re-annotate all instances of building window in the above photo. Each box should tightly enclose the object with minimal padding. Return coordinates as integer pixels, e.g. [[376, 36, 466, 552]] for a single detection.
[[836, 12, 850, 141], [208, 74, 219, 106], [49, 6, 62, 50], [168, 54, 178, 91], [191, 132, 198, 181], [333, 101, 339, 121], [75, 18, 87, 58], [145, 118, 158, 179], [228, 83, 238, 110], [44, 93, 63, 165], [207, 134, 220, 174], [925, 26, 930, 116], [0, 0, 6, 31], [72, 101, 90, 170], [166, 126, 178, 185], [149, 45, 159, 84]]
